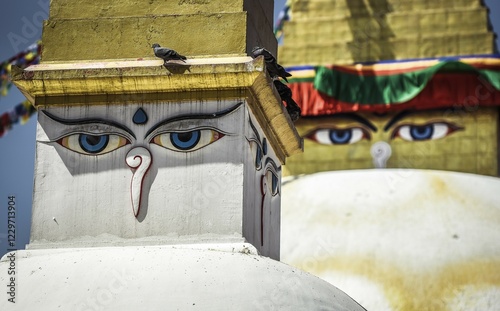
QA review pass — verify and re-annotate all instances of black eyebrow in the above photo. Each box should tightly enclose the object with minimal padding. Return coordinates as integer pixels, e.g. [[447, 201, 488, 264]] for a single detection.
[[383, 108, 458, 131], [265, 157, 280, 172], [305, 113, 377, 132], [248, 117, 261, 142], [145, 102, 243, 138], [383, 111, 413, 132], [41, 110, 136, 139]]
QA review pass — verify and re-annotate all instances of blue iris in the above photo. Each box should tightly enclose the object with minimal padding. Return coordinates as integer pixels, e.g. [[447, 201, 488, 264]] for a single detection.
[[329, 129, 352, 144], [271, 173, 279, 196], [255, 145, 263, 169], [410, 125, 434, 141], [170, 131, 200, 150], [79, 134, 109, 153]]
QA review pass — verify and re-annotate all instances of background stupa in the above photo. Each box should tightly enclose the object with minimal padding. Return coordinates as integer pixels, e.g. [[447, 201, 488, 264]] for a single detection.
[[277, 1, 500, 310]]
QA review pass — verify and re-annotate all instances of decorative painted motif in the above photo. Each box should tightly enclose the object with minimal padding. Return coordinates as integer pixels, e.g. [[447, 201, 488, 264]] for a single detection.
[[282, 108, 497, 176], [370, 141, 392, 169], [303, 111, 463, 146], [248, 119, 280, 246], [302, 110, 464, 169], [41, 102, 242, 218], [126, 147, 152, 217], [42, 111, 134, 155], [29, 98, 286, 259], [247, 118, 265, 171], [132, 108, 148, 125], [282, 58, 499, 176], [284, 59, 500, 116]]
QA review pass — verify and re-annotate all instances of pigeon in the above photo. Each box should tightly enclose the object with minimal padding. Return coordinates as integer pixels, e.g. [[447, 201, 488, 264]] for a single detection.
[[274, 80, 301, 122], [252, 46, 292, 82], [152, 43, 187, 63]]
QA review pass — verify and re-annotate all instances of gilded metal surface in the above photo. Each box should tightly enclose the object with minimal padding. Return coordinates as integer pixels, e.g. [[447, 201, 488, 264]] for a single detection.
[[279, 1, 495, 65], [42, 0, 276, 62], [42, 14, 249, 61]]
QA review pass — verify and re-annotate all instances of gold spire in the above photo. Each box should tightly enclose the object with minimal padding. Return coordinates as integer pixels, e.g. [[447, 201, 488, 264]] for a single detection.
[[41, 0, 276, 62], [279, 0, 495, 65]]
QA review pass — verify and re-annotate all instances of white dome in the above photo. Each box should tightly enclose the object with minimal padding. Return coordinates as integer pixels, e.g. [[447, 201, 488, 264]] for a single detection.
[[0, 243, 365, 310], [281, 169, 500, 310]]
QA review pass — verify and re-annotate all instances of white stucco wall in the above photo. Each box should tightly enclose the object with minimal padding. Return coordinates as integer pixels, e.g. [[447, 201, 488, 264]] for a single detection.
[[29, 99, 284, 261], [242, 108, 281, 259], [281, 169, 500, 311], [31, 100, 248, 246]]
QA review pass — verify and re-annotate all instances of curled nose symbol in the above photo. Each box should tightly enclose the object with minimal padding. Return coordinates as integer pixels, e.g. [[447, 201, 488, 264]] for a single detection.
[[370, 141, 392, 168], [126, 147, 152, 217]]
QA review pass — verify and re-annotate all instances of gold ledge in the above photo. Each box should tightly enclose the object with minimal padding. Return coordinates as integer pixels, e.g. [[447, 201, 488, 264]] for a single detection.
[[12, 57, 302, 163], [12, 57, 262, 103], [248, 73, 304, 161]]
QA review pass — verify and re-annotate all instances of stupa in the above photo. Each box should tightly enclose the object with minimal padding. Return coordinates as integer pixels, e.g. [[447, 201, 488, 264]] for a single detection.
[[276, 0, 500, 310], [279, 0, 500, 176], [0, 0, 366, 310]]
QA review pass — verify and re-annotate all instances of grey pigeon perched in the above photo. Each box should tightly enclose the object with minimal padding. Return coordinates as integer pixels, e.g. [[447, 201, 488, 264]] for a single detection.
[[152, 43, 187, 63], [274, 80, 301, 122], [252, 46, 292, 82]]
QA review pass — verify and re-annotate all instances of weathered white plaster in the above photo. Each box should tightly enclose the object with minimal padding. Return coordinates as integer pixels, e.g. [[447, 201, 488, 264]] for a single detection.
[[29, 99, 284, 260], [321, 271, 394, 311], [281, 169, 500, 310], [242, 109, 281, 259], [444, 286, 500, 310], [31, 101, 246, 244], [0, 244, 366, 311]]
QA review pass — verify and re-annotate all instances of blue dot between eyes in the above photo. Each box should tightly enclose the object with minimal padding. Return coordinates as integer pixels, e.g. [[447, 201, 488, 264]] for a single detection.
[[133, 108, 148, 125]]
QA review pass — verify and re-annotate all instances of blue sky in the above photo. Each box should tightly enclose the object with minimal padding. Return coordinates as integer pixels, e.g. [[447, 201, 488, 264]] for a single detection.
[[0, 0, 499, 258]]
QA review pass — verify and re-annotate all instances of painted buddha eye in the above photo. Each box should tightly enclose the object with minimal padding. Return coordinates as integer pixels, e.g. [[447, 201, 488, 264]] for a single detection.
[[392, 122, 462, 141], [58, 133, 130, 155], [266, 170, 279, 196], [247, 137, 267, 171], [151, 129, 224, 152], [255, 144, 263, 170], [305, 127, 370, 145], [171, 132, 200, 150]]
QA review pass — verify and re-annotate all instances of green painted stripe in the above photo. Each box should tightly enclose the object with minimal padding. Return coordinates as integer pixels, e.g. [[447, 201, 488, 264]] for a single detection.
[[313, 61, 500, 104], [287, 76, 315, 83]]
